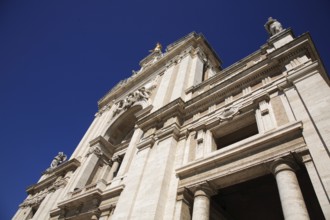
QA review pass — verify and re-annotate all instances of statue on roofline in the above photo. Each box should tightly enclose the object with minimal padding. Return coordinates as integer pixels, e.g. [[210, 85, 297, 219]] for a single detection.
[[264, 17, 284, 37], [50, 152, 67, 169], [149, 42, 162, 53]]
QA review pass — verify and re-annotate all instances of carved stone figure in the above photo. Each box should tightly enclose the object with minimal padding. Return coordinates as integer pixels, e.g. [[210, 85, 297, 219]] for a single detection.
[[112, 86, 152, 117], [264, 17, 284, 36], [149, 42, 162, 53], [135, 87, 150, 101], [50, 152, 67, 168]]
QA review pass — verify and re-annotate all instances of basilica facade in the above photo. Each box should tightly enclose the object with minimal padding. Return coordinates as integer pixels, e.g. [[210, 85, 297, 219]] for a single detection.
[[14, 18, 330, 220]]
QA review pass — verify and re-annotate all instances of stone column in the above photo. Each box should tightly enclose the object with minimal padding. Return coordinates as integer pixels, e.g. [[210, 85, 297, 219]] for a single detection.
[[107, 156, 122, 182], [192, 184, 215, 220], [271, 158, 309, 220]]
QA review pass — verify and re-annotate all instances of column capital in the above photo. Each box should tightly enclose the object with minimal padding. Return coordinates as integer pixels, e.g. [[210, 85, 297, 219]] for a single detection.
[[194, 182, 217, 198], [109, 155, 122, 166], [176, 187, 194, 206], [270, 157, 299, 175]]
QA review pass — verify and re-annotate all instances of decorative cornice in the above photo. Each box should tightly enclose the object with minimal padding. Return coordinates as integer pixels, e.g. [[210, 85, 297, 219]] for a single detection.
[[137, 98, 185, 131], [27, 159, 80, 195], [137, 135, 156, 151], [176, 121, 303, 179], [21, 176, 70, 208], [89, 136, 115, 159], [156, 123, 181, 142], [58, 188, 103, 210], [20, 191, 48, 208], [86, 145, 103, 158]]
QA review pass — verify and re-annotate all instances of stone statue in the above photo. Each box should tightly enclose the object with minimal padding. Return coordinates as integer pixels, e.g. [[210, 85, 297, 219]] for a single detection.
[[50, 152, 67, 168], [264, 17, 284, 36], [112, 86, 152, 118], [149, 42, 162, 53], [135, 87, 150, 100]]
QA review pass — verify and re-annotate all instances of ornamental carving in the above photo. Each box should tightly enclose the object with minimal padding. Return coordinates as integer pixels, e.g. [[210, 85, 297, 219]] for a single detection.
[[264, 17, 284, 37], [109, 155, 122, 166], [218, 104, 241, 121], [20, 191, 48, 208], [86, 146, 103, 157], [20, 176, 70, 208], [53, 176, 69, 190], [112, 87, 152, 117], [48, 152, 67, 170]]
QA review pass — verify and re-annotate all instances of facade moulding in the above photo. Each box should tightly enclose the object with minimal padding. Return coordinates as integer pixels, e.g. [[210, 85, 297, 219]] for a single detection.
[[185, 86, 270, 122], [185, 65, 281, 116], [179, 148, 308, 192], [156, 123, 181, 142], [136, 98, 185, 131], [192, 32, 315, 95], [88, 136, 115, 159], [112, 142, 129, 155], [101, 184, 124, 200], [277, 61, 323, 91], [176, 187, 194, 205], [52, 183, 124, 219], [98, 34, 221, 109], [137, 135, 157, 151], [57, 188, 102, 210], [176, 121, 304, 180], [286, 61, 321, 83], [27, 159, 80, 195], [272, 37, 314, 64]]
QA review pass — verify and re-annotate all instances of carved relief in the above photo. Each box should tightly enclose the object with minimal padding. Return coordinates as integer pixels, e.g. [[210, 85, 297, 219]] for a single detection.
[[52, 176, 69, 190], [112, 87, 152, 117], [218, 104, 241, 121], [20, 191, 48, 208], [20, 176, 69, 208], [86, 146, 103, 157]]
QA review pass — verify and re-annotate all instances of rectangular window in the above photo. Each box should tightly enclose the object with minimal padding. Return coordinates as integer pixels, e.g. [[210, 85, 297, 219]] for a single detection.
[[212, 115, 259, 150]]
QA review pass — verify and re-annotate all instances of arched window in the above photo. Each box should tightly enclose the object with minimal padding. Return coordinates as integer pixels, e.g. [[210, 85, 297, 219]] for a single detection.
[[105, 105, 142, 146]]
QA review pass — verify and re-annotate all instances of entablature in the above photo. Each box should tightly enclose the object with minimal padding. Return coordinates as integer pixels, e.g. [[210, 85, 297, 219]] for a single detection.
[[176, 121, 306, 189], [27, 159, 80, 195], [190, 31, 324, 100]]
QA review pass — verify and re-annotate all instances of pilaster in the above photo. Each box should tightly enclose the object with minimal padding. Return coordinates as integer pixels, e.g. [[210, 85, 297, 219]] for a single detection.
[[301, 154, 330, 219]]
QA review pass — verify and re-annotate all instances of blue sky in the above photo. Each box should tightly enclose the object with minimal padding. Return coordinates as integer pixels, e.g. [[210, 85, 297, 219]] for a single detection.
[[1, 0, 329, 219]]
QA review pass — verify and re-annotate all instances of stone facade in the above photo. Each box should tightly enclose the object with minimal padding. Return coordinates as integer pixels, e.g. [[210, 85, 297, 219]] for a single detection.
[[14, 18, 330, 219]]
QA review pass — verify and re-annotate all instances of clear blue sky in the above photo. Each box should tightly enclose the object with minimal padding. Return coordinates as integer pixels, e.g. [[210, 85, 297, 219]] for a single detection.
[[1, 0, 329, 219]]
